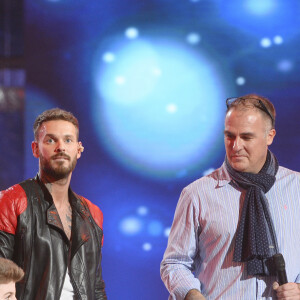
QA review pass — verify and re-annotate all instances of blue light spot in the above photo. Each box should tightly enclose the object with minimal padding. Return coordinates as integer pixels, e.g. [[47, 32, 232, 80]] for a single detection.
[[244, 0, 276, 16], [273, 35, 283, 45], [103, 52, 115, 63], [119, 217, 143, 235], [236, 77, 246, 86], [115, 76, 126, 85], [166, 103, 178, 114], [92, 38, 228, 179], [260, 38, 272, 48], [277, 60, 293, 72], [164, 227, 171, 237], [137, 206, 148, 216], [186, 33, 201, 45], [125, 27, 139, 39], [151, 67, 162, 77], [148, 220, 163, 236], [142, 243, 152, 251], [218, 0, 300, 41]]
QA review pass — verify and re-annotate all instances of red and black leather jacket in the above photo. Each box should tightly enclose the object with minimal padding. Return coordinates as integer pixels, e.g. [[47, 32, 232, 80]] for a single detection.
[[0, 175, 107, 300]]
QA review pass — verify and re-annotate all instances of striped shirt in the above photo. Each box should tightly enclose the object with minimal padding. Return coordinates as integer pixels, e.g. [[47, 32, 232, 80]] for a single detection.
[[160, 163, 300, 300]]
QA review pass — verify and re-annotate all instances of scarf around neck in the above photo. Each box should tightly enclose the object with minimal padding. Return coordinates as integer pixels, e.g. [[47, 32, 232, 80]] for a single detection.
[[225, 150, 279, 276]]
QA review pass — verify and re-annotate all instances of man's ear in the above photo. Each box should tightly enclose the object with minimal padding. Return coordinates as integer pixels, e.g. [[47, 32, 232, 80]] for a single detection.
[[77, 141, 84, 159], [267, 128, 276, 146], [32, 141, 39, 158]]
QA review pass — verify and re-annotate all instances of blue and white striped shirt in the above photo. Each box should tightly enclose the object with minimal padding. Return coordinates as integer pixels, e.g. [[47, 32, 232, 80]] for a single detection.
[[161, 164, 300, 300]]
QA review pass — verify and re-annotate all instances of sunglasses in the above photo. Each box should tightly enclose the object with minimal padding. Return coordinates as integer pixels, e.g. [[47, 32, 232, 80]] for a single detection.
[[226, 97, 274, 127]]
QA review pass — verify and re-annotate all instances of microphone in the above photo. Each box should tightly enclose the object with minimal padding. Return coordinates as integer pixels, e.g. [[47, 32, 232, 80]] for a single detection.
[[273, 253, 288, 285]]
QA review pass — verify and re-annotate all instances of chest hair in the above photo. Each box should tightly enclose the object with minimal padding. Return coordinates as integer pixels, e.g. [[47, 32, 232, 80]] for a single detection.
[[56, 203, 72, 240]]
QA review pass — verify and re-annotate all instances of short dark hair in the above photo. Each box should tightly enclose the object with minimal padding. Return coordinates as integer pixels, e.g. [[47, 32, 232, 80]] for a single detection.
[[0, 258, 24, 284], [33, 108, 79, 141], [226, 93, 276, 128]]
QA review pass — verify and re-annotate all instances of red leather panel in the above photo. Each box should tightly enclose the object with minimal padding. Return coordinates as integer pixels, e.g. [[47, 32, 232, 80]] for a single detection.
[[0, 184, 27, 235], [83, 197, 104, 230]]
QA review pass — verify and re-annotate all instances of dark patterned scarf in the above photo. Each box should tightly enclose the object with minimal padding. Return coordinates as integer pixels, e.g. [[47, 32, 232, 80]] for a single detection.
[[225, 150, 279, 276]]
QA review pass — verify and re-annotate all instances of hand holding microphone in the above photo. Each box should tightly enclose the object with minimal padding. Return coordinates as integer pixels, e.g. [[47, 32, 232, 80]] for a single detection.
[[273, 253, 288, 285], [272, 254, 300, 300]]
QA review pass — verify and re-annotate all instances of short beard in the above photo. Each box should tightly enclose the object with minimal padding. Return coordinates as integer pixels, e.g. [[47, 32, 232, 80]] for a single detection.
[[40, 153, 77, 180]]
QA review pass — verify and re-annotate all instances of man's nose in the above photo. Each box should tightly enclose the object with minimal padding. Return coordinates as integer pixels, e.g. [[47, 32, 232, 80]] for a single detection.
[[233, 137, 242, 151], [55, 140, 65, 152]]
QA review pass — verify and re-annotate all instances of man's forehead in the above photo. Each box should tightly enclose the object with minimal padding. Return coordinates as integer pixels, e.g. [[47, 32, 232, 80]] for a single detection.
[[226, 106, 268, 123], [225, 107, 266, 124], [38, 120, 77, 136], [224, 110, 266, 135]]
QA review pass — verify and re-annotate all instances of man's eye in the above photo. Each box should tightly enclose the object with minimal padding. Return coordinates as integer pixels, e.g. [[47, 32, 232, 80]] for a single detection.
[[46, 138, 54, 143], [65, 138, 72, 143]]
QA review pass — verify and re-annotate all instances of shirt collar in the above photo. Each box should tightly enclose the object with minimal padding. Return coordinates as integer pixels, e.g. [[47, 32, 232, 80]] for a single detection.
[[215, 162, 232, 187]]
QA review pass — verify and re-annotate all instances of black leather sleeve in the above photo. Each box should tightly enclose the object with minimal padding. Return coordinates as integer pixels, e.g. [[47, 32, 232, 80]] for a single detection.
[[95, 279, 107, 300], [0, 230, 15, 259], [95, 253, 107, 300]]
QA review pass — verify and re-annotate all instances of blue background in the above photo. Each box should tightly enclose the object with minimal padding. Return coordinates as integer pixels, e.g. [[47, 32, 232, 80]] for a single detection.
[[4, 0, 300, 299]]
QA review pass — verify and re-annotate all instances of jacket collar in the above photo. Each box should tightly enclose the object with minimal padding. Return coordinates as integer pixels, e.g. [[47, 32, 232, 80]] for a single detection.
[[34, 174, 91, 251]]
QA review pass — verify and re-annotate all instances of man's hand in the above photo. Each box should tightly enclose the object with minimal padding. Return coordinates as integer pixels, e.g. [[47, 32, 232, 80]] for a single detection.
[[184, 289, 206, 300], [273, 282, 300, 299]]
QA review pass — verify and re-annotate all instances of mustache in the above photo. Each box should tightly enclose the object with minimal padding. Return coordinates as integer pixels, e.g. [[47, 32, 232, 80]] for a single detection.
[[51, 153, 71, 160]]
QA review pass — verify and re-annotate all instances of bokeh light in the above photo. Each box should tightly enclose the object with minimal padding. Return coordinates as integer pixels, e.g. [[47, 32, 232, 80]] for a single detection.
[[244, 0, 277, 16], [260, 37, 272, 48], [119, 216, 143, 235], [93, 37, 229, 179]]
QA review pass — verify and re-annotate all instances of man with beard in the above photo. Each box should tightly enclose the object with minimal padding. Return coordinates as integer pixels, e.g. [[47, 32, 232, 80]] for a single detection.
[[0, 108, 107, 300]]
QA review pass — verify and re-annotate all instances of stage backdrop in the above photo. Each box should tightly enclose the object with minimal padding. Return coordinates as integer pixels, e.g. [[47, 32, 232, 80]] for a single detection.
[[17, 0, 300, 299]]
